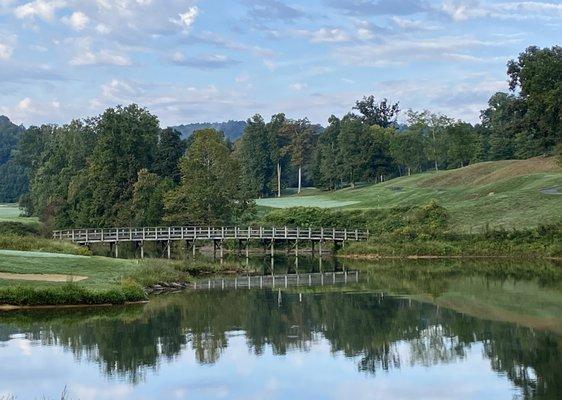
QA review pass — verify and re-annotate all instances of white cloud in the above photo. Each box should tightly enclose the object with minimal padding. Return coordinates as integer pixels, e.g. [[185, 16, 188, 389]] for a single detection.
[[95, 23, 110, 34], [441, 0, 562, 21], [14, 0, 66, 21], [441, 0, 488, 21], [290, 82, 307, 91], [170, 6, 198, 31], [336, 35, 514, 67], [68, 37, 131, 66], [297, 27, 351, 43], [0, 34, 16, 60], [61, 11, 89, 30]]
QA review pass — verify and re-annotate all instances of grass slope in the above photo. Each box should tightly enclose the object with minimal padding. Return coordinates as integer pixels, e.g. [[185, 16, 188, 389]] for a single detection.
[[0, 250, 143, 290], [256, 157, 562, 232], [0, 203, 38, 225]]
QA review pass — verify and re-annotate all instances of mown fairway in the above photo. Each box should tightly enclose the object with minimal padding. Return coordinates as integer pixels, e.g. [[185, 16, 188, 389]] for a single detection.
[[0, 249, 142, 290], [256, 157, 562, 232], [0, 203, 38, 224]]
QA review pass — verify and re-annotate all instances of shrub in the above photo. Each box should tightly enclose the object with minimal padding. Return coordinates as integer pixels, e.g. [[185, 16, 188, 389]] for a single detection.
[[0, 282, 147, 306]]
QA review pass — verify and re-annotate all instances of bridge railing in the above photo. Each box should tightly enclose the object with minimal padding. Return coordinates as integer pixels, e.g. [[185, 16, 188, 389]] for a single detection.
[[53, 226, 369, 243]]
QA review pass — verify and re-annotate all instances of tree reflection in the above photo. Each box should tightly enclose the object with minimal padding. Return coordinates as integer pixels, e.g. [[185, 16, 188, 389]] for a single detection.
[[0, 285, 561, 399]]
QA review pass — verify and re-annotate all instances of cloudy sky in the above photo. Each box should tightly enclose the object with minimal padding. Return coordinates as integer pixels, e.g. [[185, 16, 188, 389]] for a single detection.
[[0, 0, 560, 127]]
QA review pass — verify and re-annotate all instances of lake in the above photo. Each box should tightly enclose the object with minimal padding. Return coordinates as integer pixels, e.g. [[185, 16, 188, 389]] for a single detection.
[[1, 258, 561, 400]]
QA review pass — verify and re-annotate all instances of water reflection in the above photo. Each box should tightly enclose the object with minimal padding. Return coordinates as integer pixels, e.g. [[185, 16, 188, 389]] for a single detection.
[[1, 263, 562, 399]]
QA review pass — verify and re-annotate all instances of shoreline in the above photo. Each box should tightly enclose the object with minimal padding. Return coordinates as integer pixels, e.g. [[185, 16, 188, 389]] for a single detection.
[[337, 254, 562, 261]]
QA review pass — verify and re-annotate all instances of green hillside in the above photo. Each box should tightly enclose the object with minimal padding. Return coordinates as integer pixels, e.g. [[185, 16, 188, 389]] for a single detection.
[[256, 157, 562, 232]]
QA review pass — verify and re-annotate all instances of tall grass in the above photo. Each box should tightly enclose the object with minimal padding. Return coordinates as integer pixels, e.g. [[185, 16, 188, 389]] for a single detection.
[[0, 234, 90, 255]]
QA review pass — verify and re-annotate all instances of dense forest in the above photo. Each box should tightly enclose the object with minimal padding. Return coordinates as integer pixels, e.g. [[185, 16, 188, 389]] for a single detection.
[[0, 116, 27, 202], [5, 46, 562, 229]]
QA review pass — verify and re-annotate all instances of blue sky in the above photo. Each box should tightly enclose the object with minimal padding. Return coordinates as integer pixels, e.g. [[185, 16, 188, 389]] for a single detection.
[[0, 0, 560, 127]]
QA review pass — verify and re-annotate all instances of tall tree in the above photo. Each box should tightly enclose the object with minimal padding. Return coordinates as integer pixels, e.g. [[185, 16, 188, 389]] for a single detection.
[[445, 123, 479, 168], [76, 104, 160, 227], [337, 115, 370, 188], [154, 128, 186, 183], [267, 113, 289, 197], [279, 118, 315, 194], [507, 46, 562, 154], [311, 115, 341, 190], [164, 129, 253, 225], [353, 95, 400, 128], [480, 92, 527, 160], [237, 114, 276, 197], [132, 169, 172, 226]]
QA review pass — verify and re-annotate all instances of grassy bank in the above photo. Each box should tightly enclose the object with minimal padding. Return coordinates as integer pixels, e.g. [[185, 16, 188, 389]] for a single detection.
[[256, 157, 562, 232], [339, 228, 562, 259], [0, 241, 260, 307]]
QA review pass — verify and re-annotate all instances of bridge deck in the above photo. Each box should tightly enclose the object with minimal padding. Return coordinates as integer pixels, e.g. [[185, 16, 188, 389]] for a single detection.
[[53, 226, 369, 244]]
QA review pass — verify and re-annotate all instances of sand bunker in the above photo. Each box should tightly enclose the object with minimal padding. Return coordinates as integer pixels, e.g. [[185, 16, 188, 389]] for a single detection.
[[0, 272, 88, 282]]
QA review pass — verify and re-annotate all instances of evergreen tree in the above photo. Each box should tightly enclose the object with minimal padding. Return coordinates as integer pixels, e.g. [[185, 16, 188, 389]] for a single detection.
[[237, 114, 276, 197], [154, 128, 186, 183]]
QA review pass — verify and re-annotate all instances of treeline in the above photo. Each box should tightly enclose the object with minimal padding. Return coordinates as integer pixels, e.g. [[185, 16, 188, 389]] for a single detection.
[[0, 116, 28, 202], [237, 45, 561, 196], [12, 46, 562, 228]]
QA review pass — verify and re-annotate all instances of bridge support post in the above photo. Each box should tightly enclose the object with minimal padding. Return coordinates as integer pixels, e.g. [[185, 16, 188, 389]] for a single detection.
[[295, 240, 299, 257], [115, 242, 119, 258], [220, 240, 224, 259], [140, 242, 144, 259], [192, 240, 196, 257], [318, 240, 323, 256], [167, 240, 171, 259], [270, 239, 275, 257], [245, 240, 249, 259]]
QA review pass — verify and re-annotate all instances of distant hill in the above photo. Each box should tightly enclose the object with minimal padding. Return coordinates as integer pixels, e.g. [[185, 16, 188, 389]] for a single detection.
[[172, 120, 247, 141], [256, 157, 562, 232]]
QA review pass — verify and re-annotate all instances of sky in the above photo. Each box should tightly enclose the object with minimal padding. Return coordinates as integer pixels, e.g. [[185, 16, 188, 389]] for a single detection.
[[0, 0, 560, 128]]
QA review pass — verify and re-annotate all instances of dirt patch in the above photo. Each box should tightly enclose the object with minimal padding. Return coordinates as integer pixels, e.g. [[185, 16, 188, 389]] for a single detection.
[[0, 272, 88, 282]]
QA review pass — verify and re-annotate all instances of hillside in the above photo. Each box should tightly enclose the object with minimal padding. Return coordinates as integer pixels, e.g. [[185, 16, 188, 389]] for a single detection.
[[256, 157, 562, 232], [172, 120, 247, 141]]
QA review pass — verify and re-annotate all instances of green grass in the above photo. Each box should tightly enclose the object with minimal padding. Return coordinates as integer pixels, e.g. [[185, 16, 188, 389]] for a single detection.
[[0, 203, 38, 224], [256, 158, 562, 232], [0, 250, 144, 290]]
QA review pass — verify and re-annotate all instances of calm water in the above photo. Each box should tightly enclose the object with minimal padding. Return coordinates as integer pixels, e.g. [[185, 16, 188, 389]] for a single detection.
[[1, 259, 562, 400]]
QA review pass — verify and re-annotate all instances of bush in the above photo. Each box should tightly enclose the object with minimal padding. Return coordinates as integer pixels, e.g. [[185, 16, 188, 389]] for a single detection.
[[0, 221, 40, 236], [260, 201, 450, 238], [0, 282, 147, 306]]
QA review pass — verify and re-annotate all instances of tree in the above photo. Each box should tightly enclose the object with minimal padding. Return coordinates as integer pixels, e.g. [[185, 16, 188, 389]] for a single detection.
[[445, 123, 478, 168], [480, 92, 527, 160], [154, 128, 186, 183], [237, 114, 276, 197], [390, 130, 426, 176], [75, 104, 160, 227], [266, 113, 288, 197], [337, 114, 370, 187], [132, 169, 172, 226], [311, 115, 341, 190], [353, 95, 400, 128], [164, 129, 253, 225], [0, 115, 27, 202], [406, 110, 453, 171], [279, 118, 316, 194], [507, 46, 562, 154]]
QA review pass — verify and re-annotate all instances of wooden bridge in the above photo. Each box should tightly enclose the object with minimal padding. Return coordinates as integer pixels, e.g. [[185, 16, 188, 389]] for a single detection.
[[53, 226, 369, 258]]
